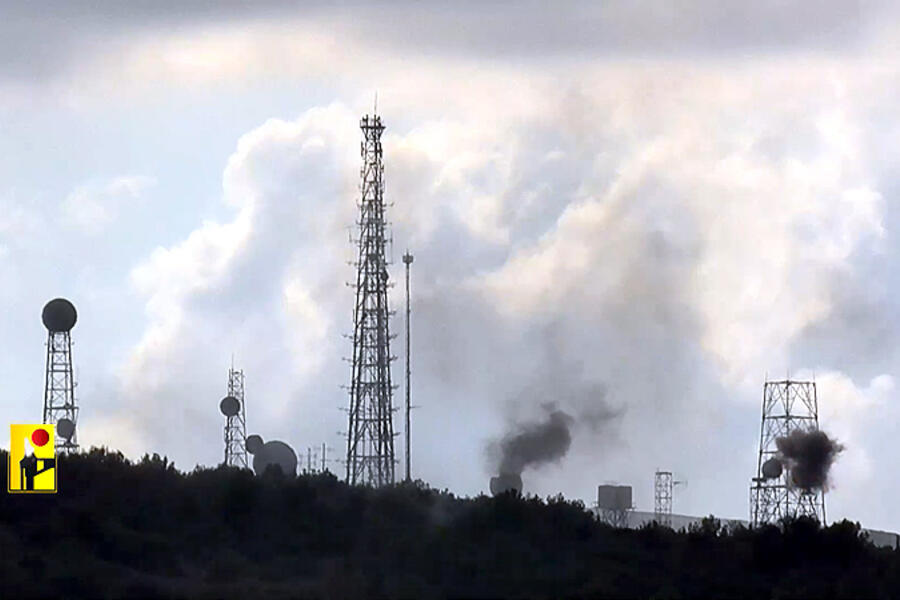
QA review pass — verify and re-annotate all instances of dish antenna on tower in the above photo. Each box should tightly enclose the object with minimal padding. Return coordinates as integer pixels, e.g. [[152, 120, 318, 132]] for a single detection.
[[246, 434, 264, 455], [220, 396, 240, 417], [220, 362, 249, 468], [56, 418, 75, 440], [41, 298, 80, 454]]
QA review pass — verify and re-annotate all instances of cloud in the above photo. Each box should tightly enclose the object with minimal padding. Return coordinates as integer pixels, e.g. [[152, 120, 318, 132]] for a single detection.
[[0, 190, 42, 241], [797, 370, 897, 528], [62, 176, 156, 234], [2, 1, 896, 529], [109, 104, 359, 467], [0, 1, 894, 110], [80, 46, 894, 520]]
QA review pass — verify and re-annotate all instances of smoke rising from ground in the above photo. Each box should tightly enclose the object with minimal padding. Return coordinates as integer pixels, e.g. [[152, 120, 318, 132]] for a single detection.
[[776, 429, 845, 491], [495, 408, 575, 477]]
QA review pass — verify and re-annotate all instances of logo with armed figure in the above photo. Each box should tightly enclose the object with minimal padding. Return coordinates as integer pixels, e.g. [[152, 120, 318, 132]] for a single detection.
[[8, 424, 57, 493]]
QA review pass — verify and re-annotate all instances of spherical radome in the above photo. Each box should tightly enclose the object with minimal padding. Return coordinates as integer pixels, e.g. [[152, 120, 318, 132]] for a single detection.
[[762, 457, 783, 479], [220, 395, 240, 417], [42, 298, 77, 332], [490, 473, 523, 496], [252, 440, 297, 477], [56, 418, 75, 440], [246, 434, 264, 454]]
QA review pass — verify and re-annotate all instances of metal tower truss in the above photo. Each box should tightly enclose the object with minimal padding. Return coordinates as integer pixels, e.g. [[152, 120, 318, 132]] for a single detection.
[[43, 331, 78, 453], [598, 507, 630, 529], [750, 380, 826, 526], [654, 471, 673, 526], [345, 112, 398, 487], [224, 367, 249, 468]]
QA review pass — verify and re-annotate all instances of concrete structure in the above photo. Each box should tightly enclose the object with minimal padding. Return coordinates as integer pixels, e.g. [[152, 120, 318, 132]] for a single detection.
[[598, 485, 633, 511], [597, 485, 633, 528]]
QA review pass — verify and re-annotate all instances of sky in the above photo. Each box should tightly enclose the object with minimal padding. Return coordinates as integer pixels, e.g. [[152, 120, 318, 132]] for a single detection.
[[2, 0, 900, 531]]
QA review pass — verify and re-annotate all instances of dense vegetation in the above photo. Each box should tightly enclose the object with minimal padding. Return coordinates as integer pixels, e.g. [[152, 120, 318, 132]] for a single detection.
[[1, 448, 898, 598]]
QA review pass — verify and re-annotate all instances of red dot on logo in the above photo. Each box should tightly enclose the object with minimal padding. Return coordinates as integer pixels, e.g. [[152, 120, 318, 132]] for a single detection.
[[31, 429, 49, 447]]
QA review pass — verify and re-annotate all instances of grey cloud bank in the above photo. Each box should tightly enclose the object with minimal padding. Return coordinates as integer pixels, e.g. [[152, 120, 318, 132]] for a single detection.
[[1, 2, 900, 532], [0, 1, 881, 86]]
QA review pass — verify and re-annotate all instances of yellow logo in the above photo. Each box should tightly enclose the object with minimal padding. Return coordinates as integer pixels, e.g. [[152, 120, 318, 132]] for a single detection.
[[7, 424, 56, 493]]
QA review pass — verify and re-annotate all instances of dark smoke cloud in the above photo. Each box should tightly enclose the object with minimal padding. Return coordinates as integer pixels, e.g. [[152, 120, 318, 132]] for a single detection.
[[495, 408, 575, 477], [776, 429, 844, 491], [484, 352, 625, 494]]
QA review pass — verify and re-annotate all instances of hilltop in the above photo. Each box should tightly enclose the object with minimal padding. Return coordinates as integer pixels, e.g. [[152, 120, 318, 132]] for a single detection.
[[1, 448, 897, 598]]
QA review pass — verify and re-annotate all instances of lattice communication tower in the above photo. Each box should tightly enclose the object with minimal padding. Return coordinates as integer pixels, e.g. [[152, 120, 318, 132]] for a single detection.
[[345, 111, 397, 486], [654, 471, 673, 526], [220, 365, 249, 468], [42, 298, 79, 454], [750, 379, 826, 526]]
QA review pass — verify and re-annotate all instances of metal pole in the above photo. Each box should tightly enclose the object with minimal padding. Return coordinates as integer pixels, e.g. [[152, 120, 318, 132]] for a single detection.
[[402, 251, 413, 482]]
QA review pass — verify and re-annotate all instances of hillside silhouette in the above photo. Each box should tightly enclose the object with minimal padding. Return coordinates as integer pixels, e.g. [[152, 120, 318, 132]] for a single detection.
[[1, 447, 898, 598]]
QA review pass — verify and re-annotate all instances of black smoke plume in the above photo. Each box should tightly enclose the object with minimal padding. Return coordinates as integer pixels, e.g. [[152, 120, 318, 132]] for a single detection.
[[494, 408, 575, 480], [775, 429, 844, 491]]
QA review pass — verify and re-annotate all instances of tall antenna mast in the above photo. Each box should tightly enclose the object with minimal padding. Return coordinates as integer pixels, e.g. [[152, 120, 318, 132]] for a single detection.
[[345, 109, 397, 486], [750, 379, 826, 525], [402, 250, 414, 482], [41, 298, 79, 454]]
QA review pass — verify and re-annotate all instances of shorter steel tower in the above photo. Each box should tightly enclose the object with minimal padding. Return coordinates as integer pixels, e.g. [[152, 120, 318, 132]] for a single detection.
[[750, 379, 826, 526], [654, 471, 673, 526], [220, 365, 249, 468], [42, 298, 79, 454], [654, 470, 685, 526]]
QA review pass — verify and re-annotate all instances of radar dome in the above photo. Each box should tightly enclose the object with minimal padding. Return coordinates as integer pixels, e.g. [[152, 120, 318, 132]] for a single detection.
[[252, 440, 297, 477], [246, 434, 264, 454], [219, 395, 240, 417], [56, 418, 75, 440], [489, 473, 523, 496], [762, 457, 783, 479], [42, 298, 77, 332]]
